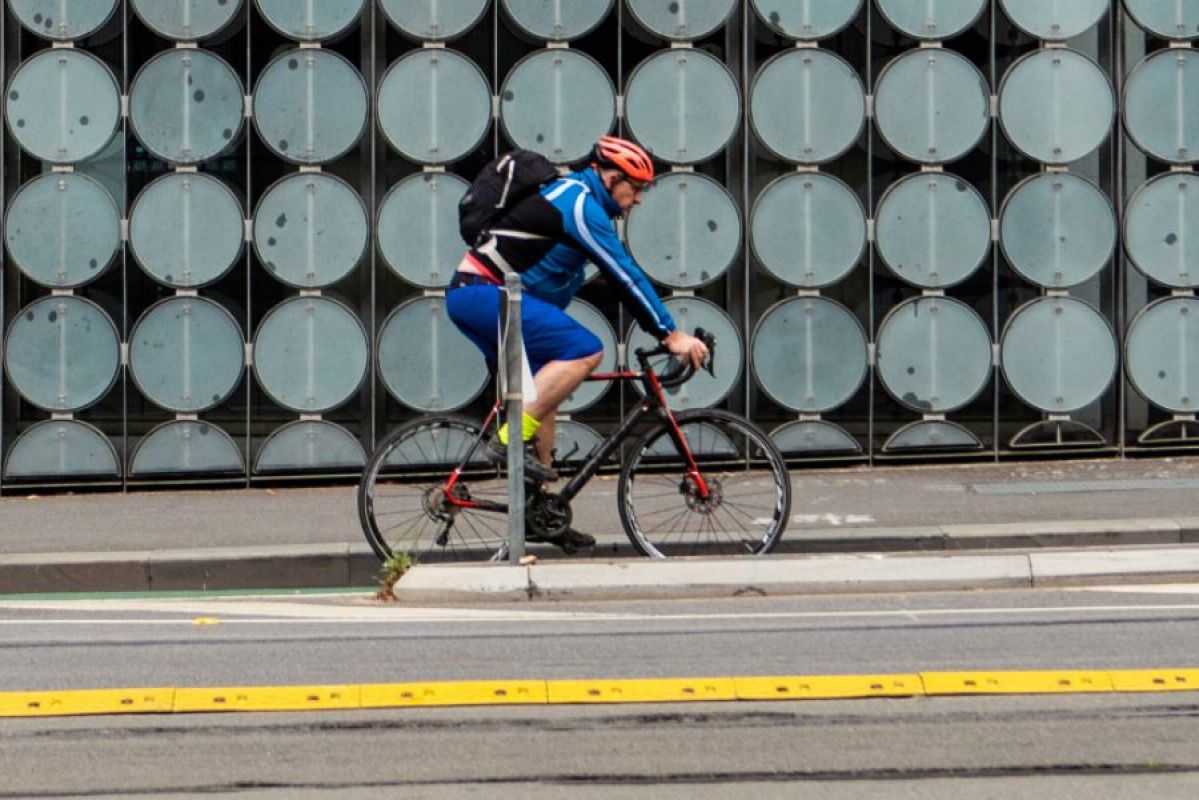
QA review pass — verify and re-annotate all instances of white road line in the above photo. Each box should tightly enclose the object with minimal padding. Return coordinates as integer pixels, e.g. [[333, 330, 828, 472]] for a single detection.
[[3, 603, 1199, 626]]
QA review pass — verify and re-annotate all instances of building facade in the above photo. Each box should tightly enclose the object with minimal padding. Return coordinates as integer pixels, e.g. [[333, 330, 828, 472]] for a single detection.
[[1, 0, 1196, 491]]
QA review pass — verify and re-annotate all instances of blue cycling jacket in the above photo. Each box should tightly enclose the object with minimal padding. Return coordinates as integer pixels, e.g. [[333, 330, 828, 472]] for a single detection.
[[466, 166, 676, 340]]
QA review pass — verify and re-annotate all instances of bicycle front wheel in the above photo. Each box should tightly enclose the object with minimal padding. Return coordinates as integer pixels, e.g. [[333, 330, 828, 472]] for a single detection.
[[618, 409, 791, 558], [358, 415, 509, 563]]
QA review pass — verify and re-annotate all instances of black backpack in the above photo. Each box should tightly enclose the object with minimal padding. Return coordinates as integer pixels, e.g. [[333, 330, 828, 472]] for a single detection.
[[458, 150, 560, 247]]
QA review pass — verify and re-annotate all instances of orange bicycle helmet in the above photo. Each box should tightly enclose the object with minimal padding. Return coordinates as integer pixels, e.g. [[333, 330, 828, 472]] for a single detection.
[[592, 135, 655, 184]]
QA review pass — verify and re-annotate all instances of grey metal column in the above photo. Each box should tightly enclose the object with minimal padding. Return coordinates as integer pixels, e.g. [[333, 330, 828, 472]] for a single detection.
[[504, 271, 526, 562]]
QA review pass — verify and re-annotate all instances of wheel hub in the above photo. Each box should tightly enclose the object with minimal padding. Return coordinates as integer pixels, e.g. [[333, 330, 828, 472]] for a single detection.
[[423, 483, 469, 520], [682, 476, 722, 513]]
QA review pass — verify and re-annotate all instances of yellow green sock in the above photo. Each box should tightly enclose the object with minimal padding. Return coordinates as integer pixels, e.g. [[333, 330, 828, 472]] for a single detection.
[[497, 413, 541, 445]]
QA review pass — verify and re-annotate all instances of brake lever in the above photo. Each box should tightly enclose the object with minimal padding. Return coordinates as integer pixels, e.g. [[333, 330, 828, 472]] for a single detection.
[[694, 327, 717, 378]]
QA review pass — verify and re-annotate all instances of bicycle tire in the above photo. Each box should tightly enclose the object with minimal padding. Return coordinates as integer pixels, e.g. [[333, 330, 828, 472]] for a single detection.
[[618, 408, 791, 558], [358, 414, 509, 563]]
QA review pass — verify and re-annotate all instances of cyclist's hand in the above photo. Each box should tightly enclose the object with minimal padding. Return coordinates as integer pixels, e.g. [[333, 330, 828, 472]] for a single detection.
[[662, 330, 709, 370]]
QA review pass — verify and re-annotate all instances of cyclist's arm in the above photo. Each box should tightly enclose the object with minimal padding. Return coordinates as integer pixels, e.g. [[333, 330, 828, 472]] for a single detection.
[[561, 193, 676, 340]]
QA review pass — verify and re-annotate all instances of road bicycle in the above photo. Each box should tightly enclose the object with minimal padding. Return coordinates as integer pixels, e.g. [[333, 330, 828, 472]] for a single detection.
[[358, 328, 791, 562]]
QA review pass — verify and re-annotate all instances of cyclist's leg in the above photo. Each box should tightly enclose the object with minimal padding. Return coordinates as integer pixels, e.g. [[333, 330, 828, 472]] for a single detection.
[[445, 283, 502, 368], [520, 295, 604, 464]]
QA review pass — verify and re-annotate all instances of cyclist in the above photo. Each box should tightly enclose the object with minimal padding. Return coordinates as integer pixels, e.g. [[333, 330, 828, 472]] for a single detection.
[[446, 135, 709, 549]]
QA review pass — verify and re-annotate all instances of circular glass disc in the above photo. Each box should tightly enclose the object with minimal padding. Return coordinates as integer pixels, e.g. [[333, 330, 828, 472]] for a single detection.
[[500, 48, 616, 163], [1124, 172, 1199, 289], [4, 49, 121, 164], [1000, 297, 1116, 412], [1126, 296, 1199, 413], [626, 297, 741, 410], [559, 299, 617, 413], [4, 296, 120, 412], [751, 0, 862, 41], [625, 49, 741, 165], [875, 173, 991, 289], [129, 297, 245, 413], [751, 172, 865, 288], [999, 0, 1108, 40], [380, 0, 489, 41], [876, 296, 992, 413], [130, 421, 244, 476], [1124, 0, 1199, 40], [1000, 172, 1115, 288], [8, 0, 117, 40], [1124, 49, 1199, 165], [4, 172, 120, 288], [378, 296, 489, 412], [378, 48, 492, 165], [132, 0, 243, 41], [625, 0, 737, 40], [129, 49, 244, 165], [130, 172, 244, 288], [4, 420, 119, 479], [999, 49, 1114, 165], [377, 172, 468, 288], [253, 48, 368, 164], [876, 0, 986, 39], [874, 48, 990, 165], [552, 420, 605, 467], [253, 173, 367, 289], [501, 0, 613, 41], [625, 172, 740, 289], [255, 420, 365, 472], [750, 48, 865, 165], [254, 0, 363, 41], [770, 420, 861, 455], [253, 297, 368, 412], [752, 296, 867, 413]]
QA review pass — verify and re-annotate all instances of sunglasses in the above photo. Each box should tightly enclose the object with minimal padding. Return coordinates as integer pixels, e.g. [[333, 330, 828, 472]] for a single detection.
[[619, 175, 648, 192]]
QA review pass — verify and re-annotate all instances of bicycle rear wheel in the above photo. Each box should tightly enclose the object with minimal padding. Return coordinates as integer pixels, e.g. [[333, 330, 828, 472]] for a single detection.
[[618, 409, 791, 558], [358, 415, 509, 562]]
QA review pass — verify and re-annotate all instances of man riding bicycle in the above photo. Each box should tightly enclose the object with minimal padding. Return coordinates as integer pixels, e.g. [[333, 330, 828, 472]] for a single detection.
[[446, 136, 709, 550]]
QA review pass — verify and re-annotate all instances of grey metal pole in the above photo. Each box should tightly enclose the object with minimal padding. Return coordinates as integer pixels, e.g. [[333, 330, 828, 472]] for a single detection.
[[504, 272, 526, 562]]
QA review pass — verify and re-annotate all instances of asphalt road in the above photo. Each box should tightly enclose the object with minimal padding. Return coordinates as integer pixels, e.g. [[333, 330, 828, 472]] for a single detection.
[[3, 585, 1199, 797]]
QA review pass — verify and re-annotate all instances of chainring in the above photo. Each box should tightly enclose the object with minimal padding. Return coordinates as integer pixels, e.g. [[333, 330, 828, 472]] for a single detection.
[[526, 490, 572, 539]]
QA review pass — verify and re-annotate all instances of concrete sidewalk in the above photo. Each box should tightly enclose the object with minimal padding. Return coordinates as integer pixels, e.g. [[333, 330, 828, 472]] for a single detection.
[[4, 456, 1199, 596]]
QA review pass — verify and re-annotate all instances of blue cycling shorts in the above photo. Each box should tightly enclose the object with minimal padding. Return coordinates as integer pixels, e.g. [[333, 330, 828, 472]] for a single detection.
[[446, 283, 603, 375]]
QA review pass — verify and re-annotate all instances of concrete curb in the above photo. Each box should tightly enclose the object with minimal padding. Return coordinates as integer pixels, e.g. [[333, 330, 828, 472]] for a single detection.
[[395, 546, 1199, 602], [4, 519, 1199, 596]]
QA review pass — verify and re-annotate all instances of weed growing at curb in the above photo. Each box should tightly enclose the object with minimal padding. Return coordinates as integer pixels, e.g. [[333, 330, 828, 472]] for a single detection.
[[376, 552, 413, 602]]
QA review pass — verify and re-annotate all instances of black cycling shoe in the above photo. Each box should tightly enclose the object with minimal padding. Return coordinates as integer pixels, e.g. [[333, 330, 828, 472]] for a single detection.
[[488, 438, 559, 483], [526, 527, 595, 554]]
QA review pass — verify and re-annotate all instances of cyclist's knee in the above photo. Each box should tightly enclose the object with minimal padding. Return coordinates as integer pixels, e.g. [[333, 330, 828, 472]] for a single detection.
[[582, 350, 603, 371]]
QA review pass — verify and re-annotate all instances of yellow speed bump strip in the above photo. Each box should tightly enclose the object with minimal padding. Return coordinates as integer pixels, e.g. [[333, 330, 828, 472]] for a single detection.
[[0, 688, 175, 717], [921, 670, 1113, 696], [735, 674, 920, 700], [3, 669, 1199, 718]]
